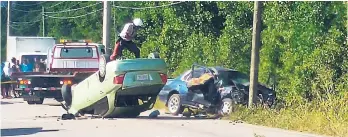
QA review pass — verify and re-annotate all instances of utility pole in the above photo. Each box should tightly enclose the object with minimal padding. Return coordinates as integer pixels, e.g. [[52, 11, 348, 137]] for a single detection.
[[6, 1, 10, 61], [103, 1, 111, 54], [7, 1, 10, 37], [248, 1, 262, 108], [42, 6, 45, 37]]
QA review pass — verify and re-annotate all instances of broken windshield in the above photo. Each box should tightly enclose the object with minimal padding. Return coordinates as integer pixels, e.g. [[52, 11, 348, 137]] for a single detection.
[[219, 71, 250, 87]]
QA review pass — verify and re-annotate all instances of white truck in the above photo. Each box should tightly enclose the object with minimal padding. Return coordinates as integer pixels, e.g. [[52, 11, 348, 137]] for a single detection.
[[6, 36, 56, 64], [11, 39, 106, 105]]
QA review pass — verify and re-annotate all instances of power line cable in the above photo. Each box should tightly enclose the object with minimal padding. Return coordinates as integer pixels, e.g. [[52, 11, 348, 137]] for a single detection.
[[12, 1, 46, 7], [44, 2, 102, 14], [10, 7, 42, 12], [10, 18, 41, 24], [45, 1, 65, 9], [112, 1, 185, 10], [44, 8, 103, 19]]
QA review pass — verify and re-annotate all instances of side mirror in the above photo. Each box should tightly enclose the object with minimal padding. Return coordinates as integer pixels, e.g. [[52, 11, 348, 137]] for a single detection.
[[63, 48, 68, 52], [101, 49, 106, 54]]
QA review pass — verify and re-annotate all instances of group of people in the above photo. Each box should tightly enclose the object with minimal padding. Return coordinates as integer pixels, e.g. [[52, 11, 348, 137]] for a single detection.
[[1, 57, 46, 99]]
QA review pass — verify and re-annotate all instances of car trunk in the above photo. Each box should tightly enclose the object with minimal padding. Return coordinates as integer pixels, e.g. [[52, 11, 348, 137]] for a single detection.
[[111, 58, 167, 94]]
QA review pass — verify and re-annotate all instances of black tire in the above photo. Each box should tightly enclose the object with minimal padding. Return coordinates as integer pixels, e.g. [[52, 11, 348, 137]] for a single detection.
[[27, 101, 35, 105], [167, 94, 184, 115], [35, 98, 44, 104], [98, 54, 110, 82], [220, 98, 234, 116], [61, 84, 72, 107]]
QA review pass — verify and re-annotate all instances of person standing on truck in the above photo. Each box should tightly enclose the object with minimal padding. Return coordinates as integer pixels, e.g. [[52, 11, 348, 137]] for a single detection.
[[21, 59, 33, 72], [34, 58, 40, 72], [10, 57, 19, 73], [110, 18, 143, 60], [16, 60, 21, 71]]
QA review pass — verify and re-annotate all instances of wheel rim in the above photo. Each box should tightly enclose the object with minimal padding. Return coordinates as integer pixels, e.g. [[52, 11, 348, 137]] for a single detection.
[[221, 101, 233, 115], [168, 96, 180, 113], [99, 56, 106, 77]]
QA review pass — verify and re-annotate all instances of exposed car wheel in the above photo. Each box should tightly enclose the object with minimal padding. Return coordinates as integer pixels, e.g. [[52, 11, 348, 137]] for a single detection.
[[98, 54, 110, 82], [61, 84, 72, 107], [220, 98, 234, 116], [167, 94, 184, 115]]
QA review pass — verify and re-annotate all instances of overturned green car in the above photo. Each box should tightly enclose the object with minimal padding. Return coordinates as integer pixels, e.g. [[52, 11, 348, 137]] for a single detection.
[[61, 54, 167, 119]]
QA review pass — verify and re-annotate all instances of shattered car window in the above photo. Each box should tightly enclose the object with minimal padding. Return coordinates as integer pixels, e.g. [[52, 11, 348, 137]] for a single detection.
[[228, 71, 249, 85], [219, 71, 250, 86]]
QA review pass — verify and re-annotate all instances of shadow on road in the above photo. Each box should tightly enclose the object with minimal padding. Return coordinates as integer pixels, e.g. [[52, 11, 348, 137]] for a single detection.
[[95, 116, 219, 121], [1, 127, 60, 136], [136, 115, 219, 120], [45, 103, 62, 106], [0, 101, 24, 105], [0, 101, 14, 105]]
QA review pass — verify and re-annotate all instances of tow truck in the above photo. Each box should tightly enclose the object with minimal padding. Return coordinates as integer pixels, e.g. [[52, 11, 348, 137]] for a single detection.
[[11, 39, 106, 104]]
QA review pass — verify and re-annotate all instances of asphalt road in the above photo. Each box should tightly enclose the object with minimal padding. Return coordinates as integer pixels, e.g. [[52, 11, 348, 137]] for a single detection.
[[1, 98, 328, 137]]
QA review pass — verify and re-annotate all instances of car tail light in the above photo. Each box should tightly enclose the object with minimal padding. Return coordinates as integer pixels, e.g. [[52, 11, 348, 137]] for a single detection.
[[113, 74, 125, 84], [160, 73, 167, 84], [60, 80, 72, 85]]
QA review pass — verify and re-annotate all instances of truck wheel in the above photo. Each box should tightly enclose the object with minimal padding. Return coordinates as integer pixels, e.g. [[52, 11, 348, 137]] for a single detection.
[[35, 98, 44, 104], [61, 84, 72, 107], [98, 54, 110, 82], [27, 101, 35, 105]]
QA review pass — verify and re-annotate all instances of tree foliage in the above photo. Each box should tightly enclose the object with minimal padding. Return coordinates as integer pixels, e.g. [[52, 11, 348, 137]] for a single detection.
[[1, 1, 347, 104]]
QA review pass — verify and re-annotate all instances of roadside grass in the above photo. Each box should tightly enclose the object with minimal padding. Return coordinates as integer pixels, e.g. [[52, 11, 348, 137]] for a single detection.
[[228, 95, 348, 137], [153, 95, 348, 137]]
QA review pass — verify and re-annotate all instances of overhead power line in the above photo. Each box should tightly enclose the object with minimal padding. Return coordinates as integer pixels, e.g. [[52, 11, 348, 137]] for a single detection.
[[45, 2, 65, 9], [44, 8, 103, 19], [12, 1, 46, 7], [10, 18, 41, 24], [10, 7, 42, 12], [44, 2, 102, 14], [113, 1, 185, 10]]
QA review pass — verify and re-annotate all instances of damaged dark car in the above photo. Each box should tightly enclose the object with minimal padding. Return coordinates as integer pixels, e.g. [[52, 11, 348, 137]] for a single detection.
[[158, 64, 276, 117]]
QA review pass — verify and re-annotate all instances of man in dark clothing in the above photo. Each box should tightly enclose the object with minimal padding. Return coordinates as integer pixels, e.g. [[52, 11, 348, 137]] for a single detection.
[[1, 62, 11, 99], [110, 18, 143, 60]]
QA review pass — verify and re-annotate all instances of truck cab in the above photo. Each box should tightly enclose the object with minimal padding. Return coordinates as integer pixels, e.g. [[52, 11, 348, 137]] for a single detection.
[[48, 39, 105, 74], [12, 39, 105, 105]]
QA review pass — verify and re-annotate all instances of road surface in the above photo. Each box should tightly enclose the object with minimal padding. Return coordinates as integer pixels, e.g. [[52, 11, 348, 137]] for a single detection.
[[1, 98, 328, 137]]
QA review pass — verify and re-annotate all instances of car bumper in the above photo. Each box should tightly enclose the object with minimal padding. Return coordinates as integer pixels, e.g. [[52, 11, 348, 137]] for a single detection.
[[117, 84, 164, 96], [15, 87, 61, 91]]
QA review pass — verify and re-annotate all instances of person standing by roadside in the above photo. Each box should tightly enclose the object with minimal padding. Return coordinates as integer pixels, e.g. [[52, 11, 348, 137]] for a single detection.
[[1, 62, 11, 99]]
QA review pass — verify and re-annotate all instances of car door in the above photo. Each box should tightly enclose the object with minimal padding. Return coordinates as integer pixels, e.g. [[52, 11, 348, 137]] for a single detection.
[[183, 68, 208, 103]]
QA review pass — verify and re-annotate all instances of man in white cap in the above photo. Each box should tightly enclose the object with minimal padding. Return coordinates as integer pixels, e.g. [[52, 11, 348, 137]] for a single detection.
[[110, 18, 143, 60]]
